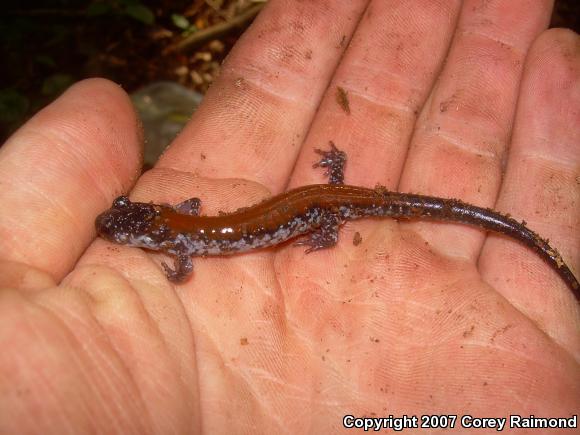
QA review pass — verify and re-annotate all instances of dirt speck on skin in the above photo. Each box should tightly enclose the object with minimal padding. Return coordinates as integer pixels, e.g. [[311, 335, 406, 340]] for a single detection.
[[336, 86, 350, 114]]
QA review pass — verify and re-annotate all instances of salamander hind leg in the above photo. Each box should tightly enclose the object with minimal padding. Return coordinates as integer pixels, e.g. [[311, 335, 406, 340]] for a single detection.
[[162, 254, 193, 282], [296, 211, 342, 253], [313, 141, 346, 185], [174, 198, 201, 216]]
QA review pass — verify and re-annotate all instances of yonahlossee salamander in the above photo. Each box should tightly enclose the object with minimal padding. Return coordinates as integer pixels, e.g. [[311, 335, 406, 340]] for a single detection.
[[95, 143, 579, 301]]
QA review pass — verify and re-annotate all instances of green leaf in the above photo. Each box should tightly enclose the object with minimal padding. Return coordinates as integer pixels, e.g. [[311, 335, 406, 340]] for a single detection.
[[35, 55, 57, 69], [181, 26, 198, 37], [171, 13, 190, 30], [41, 74, 74, 97], [86, 2, 112, 16], [0, 89, 29, 124], [125, 4, 155, 25]]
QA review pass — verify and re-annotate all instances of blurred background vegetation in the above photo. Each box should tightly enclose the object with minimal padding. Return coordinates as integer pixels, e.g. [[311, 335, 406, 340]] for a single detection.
[[0, 0, 577, 145]]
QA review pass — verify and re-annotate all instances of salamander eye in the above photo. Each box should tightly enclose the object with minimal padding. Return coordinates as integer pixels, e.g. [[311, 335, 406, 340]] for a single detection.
[[113, 196, 131, 208]]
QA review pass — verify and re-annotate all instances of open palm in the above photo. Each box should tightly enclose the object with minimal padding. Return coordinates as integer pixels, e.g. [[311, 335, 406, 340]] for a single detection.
[[1, 1, 578, 433]]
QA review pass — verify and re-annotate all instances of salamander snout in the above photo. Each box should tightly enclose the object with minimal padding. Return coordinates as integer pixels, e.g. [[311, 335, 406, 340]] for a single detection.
[[95, 196, 160, 245]]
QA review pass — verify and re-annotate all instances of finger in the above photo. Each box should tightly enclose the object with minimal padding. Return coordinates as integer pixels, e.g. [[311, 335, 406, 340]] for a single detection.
[[479, 29, 580, 349], [278, 1, 465, 319], [0, 79, 141, 284], [155, 0, 369, 193], [290, 0, 463, 188], [399, 0, 554, 261]]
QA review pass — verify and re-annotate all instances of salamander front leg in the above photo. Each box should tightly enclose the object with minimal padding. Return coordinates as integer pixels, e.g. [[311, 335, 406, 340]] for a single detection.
[[162, 254, 193, 282], [313, 141, 347, 185], [296, 212, 342, 253], [173, 198, 201, 216]]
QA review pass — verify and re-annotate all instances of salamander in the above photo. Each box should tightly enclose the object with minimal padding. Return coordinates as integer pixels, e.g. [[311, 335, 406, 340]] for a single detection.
[[95, 143, 579, 301]]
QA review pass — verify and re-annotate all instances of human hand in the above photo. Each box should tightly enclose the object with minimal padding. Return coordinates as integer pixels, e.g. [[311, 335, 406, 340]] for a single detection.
[[1, 1, 578, 433]]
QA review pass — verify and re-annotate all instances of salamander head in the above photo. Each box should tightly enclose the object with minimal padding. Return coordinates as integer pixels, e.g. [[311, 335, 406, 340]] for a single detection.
[[95, 196, 170, 249]]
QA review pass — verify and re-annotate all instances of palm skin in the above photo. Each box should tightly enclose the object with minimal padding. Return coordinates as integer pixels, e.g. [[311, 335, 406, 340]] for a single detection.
[[0, 1, 578, 433]]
